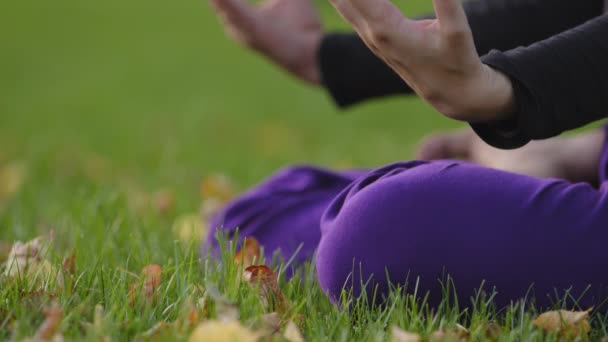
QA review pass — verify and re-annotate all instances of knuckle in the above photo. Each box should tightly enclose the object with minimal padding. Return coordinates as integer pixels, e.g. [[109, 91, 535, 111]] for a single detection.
[[368, 26, 392, 46]]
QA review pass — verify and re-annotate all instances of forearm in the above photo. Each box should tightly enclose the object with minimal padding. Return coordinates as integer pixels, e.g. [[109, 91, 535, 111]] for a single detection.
[[320, 0, 603, 107], [472, 14, 608, 149]]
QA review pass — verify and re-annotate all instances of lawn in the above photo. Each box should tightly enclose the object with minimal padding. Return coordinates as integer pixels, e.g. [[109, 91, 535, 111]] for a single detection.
[[0, 0, 604, 340]]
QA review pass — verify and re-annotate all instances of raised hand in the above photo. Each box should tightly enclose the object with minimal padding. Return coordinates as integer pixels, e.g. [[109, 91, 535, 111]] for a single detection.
[[210, 0, 323, 84], [329, 0, 515, 122]]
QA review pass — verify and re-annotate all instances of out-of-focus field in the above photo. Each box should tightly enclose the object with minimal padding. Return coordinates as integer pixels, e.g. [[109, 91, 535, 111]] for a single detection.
[[0, 0, 456, 189]]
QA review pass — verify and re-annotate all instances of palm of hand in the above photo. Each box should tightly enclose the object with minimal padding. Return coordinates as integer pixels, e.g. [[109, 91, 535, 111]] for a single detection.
[[330, 0, 510, 120], [211, 0, 322, 83]]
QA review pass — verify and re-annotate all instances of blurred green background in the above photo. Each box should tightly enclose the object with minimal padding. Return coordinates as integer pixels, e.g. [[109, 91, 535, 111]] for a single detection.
[[0, 0, 460, 216]]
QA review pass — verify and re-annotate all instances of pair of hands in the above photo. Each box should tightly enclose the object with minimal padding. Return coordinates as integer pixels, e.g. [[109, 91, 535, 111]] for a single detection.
[[210, 0, 515, 123]]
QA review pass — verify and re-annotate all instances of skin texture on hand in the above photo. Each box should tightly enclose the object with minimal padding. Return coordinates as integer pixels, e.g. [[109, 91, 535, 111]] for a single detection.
[[210, 0, 323, 85], [417, 128, 605, 184], [329, 0, 515, 122]]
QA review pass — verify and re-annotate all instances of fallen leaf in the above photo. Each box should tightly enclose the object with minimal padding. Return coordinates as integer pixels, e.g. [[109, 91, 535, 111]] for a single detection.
[[234, 237, 260, 267], [129, 264, 163, 306], [189, 321, 258, 342], [428, 325, 469, 342], [137, 321, 170, 340], [200, 174, 236, 203], [3, 237, 53, 281], [284, 320, 304, 342], [533, 309, 591, 336], [215, 300, 240, 323], [481, 321, 500, 339], [243, 265, 287, 314], [172, 214, 206, 245], [256, 312, 282, 336], [27, 301, 63, 342], [56, 252, 76, 289], [153, 189, 174, 215], [391, 326, 422, 342], [0, 161, 26, 201]]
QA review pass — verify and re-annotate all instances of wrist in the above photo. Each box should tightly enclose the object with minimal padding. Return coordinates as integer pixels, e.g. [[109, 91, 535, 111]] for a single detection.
[[469, 65, 515, 122], [292, 32, 323, 85]]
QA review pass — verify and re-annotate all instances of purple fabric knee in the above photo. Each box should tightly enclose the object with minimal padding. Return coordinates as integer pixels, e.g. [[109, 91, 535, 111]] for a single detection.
[[317, 157, 608, 309], [202, 165, 366, 265]]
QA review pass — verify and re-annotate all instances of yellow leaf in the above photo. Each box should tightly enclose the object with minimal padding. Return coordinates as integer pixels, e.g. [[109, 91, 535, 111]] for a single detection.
[[200, 174, 236, 203], [284, 320, 304, 342], [533, 309, 591, 336], [172, 214, 206, 244], [391, 326, 421, 342], [189, 321, 258, 342], [428, 325, 469, 342]]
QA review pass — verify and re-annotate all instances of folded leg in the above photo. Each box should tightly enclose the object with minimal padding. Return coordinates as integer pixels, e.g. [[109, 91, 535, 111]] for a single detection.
[[317, 151, 608, 309], [203, 165, 367, 265]]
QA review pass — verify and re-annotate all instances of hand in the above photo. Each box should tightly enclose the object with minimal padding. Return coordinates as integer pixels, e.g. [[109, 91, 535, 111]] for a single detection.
[[329, 0, 514, 121], [416, 128, 605, 183], [210, 0, 323, 84]]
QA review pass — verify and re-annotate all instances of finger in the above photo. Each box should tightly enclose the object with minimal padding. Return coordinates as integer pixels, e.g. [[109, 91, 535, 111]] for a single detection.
[[432, 0, 468, 35], [346, 0, 408, 26], [329, 0, 364, 28], [210, 0, 257, 28]]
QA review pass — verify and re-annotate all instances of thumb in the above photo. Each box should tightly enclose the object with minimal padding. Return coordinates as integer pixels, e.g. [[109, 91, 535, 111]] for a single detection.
[[432, 0, 468, 35]]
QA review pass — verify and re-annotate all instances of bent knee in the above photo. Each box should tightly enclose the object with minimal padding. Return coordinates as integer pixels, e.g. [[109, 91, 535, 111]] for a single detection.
[[203, 165, 359, 263], [316, 161, 452, 303]]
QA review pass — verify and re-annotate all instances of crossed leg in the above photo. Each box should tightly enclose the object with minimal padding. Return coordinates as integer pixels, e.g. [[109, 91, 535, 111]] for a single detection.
[[204, 128, 608, 308]]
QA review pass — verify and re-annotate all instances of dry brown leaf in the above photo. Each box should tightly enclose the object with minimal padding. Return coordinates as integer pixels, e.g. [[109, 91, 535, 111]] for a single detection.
[[56, 252, 76, 289], [189, 321, 258, 342], [533, 309, 591, 336], [0, 161, 26, 201], [428, 325, 469, 342], [173, 214, 206, 245], [284, 320, 304, 342], [480, 321, 501, 339], [234, 237, 261, 267], [391, 326, 422, 342], [153, 189, 174, 215], [27, 301, 63, 342], [200, 174, 236, 203], [243, 265, 287, 314], [137, 321, 170, 340], [3, 237, 53, 280], [129, 264, 163, 306]]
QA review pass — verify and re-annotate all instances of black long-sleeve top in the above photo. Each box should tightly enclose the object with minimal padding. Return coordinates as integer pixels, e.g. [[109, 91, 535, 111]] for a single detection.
[[319, 0, 608, 148]]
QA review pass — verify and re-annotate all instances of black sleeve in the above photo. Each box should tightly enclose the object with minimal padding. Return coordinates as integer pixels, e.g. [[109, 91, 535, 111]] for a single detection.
[[471, 14, 608, 149], [319, 0, 604, 107]]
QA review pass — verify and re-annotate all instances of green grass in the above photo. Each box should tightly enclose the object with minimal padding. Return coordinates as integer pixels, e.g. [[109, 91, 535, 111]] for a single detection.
[[0, 0, 606, 340]]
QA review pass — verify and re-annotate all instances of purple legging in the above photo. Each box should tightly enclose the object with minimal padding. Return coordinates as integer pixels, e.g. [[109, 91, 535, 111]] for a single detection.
[[204, 129, 608, 309]]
